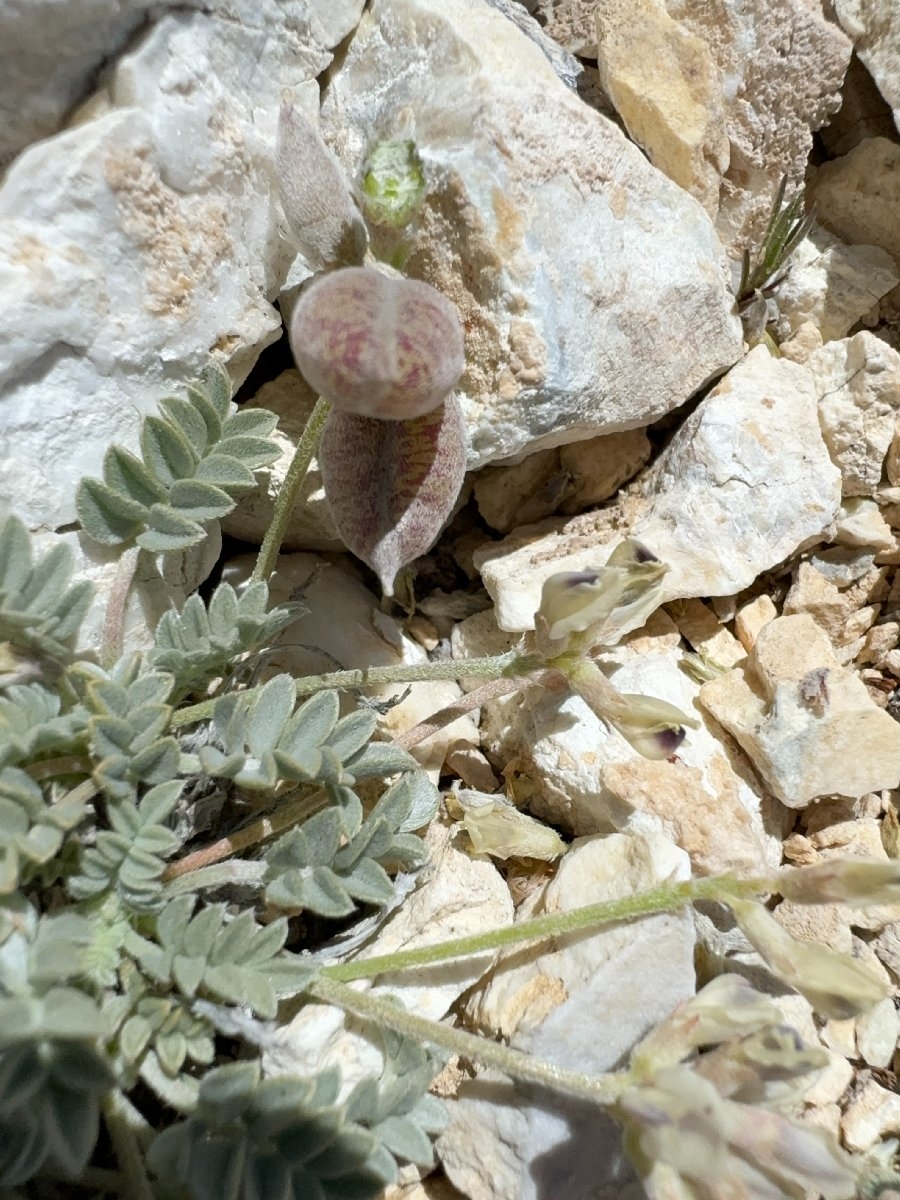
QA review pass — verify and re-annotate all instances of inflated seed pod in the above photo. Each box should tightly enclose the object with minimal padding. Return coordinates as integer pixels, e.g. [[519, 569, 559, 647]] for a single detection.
[[289, 267, 465, 421]]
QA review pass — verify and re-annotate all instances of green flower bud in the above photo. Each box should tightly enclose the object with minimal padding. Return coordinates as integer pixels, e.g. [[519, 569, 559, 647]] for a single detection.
[[362, 139, 427, 228]]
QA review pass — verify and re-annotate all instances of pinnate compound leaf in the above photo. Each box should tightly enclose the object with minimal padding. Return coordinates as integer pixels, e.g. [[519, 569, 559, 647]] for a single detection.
[[0, 766, 88, 894], [263, 777, 428, 917], [76, 365, 281, 554], [320, 396, 467, 595], [149, 581, 302, 696], [0, 516, 94, 662], [148, 1061, 393, 1200], [129, 898, 298, 1018], [0, 1038, 112, 1187], [68, 780, 183, 911]]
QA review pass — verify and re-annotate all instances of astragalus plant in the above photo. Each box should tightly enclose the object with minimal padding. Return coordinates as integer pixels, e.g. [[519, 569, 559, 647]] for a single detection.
[[2, 187, 898, 1200]]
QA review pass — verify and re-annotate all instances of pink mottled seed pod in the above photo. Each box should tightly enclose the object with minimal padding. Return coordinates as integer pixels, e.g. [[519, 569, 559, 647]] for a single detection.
[[289, 267, 465, 421]]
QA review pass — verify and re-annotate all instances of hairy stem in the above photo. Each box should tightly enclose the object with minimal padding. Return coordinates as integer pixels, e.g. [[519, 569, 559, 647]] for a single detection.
[[310, 975, 629, 1106], [103, 1089, 155, 1200], [251, 395, 331, 584], [395, 672, 555, 750], [162, 788, 327, 881], [101, 545, 140, 669], [320, 875, 766, 983], [171, 650, 534, 729]]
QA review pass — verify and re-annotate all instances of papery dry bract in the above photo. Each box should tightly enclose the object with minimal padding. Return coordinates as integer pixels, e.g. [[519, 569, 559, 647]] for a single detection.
[[731, 898, 890, 1018], [276, 96, 367, 271], [450, 790, 566, 860], [777, 858, 900, 907], [319, 396, 467, 595], [621, 1064, 858, 1200], [290, 268, 465, 421]]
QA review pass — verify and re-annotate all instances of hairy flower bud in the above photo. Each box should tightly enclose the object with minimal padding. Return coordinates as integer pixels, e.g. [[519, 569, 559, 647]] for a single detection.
[[290, 267, 465, 421], [362, 139, 427, 228], [730, 898, 890, 1019], [777, 858, 900, 907], [276, 95, 367, 271]]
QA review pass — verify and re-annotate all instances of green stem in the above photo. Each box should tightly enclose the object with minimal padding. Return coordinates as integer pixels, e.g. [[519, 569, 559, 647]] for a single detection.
[[101, 546, 140, 669], [251, 396, 331, 584], [320, 875, 766, 983], [309, 975, 630, 1106], [171, 650, 533, 729], [103, 1089, 155, 1200]]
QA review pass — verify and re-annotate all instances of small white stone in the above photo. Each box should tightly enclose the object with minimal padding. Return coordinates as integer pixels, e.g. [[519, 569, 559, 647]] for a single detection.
[[808, 331, 900, 498], [856, 997, 900, 1068], [699, 614, 900, 805], [810, 138, 900, 284], [477, 346, 841, 633], [734, 594, 778, 652], [842, 1075, 900, 1152], [775, 229, 899, 344]]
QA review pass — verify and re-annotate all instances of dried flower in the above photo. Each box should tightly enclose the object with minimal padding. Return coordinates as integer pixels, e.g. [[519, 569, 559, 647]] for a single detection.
[[730, 898, 890, 1018], [290, 267, 465, 423], [448, 790, 566, 861], [621, 1064, 858, 1200], [776, 858, 900, 908]]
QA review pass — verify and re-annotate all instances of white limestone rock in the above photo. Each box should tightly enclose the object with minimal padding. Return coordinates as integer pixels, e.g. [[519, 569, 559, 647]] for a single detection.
[[808, 331, 900, 497], [473, 429, 651, 532], [699, 614, 900, 806], [842, 1075, 900, 1152], [439, 832, 695, 1200], [320, 0, 742, 470], [223, 552, 478, 776], [834, 0, 900, 133], [524, 0, 851, 251], [593, 0, 729, 216], [809, 137, 900, 279], [0, 1, 364, 533], [475, 346, 841, 632], [263, 821, 513, 1091], [773, 228, 899, 344], [1, 0, 367, 167]]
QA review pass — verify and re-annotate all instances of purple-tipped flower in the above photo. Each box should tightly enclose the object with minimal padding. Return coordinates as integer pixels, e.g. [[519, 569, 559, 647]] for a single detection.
[[289, 267, 465, 421]]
